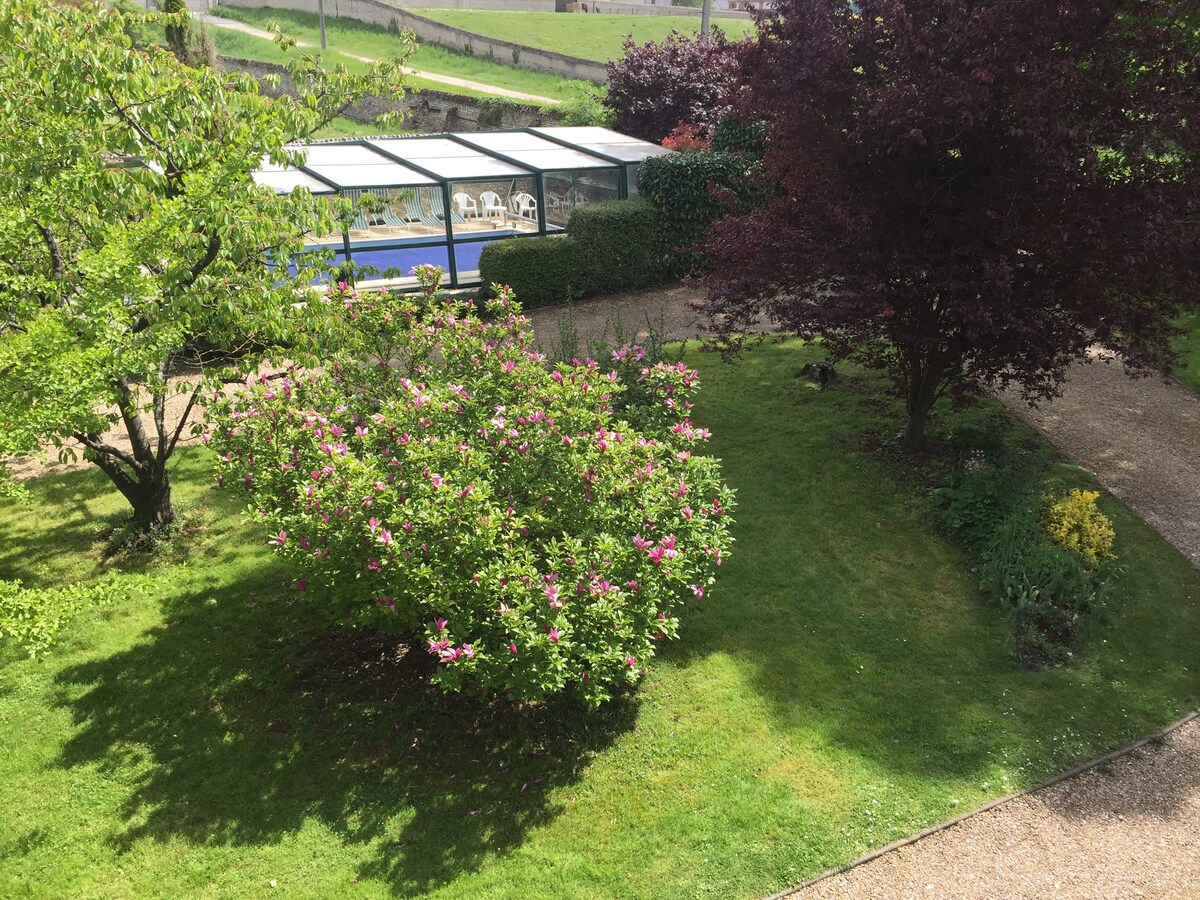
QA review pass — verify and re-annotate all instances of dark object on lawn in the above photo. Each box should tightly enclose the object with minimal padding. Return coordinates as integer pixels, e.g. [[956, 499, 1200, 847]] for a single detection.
[[801, 362, 836, 390]]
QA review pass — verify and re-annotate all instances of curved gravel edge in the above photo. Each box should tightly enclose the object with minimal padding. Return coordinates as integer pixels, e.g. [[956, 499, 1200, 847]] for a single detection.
[[767, 711, 1200, 899]]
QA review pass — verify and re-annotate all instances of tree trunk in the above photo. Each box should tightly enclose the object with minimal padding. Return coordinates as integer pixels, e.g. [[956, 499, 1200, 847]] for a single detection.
[[132, 467, 175, 531], [902, 364, 941, 451], [91, 450, 176, 531]]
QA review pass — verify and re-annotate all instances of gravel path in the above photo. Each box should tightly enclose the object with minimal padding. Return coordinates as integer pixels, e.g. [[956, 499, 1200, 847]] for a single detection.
[[998, 351, 1200, 566]]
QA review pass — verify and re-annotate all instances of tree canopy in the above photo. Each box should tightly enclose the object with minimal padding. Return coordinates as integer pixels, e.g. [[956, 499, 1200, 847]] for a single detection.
[[701, 0, 1200, 447], [0, 0, 411, 523]]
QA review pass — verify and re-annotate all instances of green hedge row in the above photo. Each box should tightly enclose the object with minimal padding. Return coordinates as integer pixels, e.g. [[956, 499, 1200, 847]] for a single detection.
[[478, 199, 663, 307]]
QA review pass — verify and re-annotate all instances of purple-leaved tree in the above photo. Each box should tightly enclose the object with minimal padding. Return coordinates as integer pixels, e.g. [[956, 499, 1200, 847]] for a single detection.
[[701, 0, 1200, 448], [603, 29, 744, 144]]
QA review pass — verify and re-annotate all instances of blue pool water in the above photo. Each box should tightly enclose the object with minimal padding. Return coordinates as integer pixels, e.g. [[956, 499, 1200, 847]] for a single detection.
[[294, 231, 516, 284]]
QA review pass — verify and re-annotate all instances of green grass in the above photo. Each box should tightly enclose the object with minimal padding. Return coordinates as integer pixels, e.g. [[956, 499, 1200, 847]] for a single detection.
[[212, 8, 589, 102], [1172, 310, 1200, 392], [412, 9, 755, 62], [2, 340, 1199, 897]]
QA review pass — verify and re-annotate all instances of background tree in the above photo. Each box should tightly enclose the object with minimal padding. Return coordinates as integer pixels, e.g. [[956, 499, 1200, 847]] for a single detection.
[[603, 29, 743, 144], [701, 0, 1200, 448], [0, 0, 412, 526]]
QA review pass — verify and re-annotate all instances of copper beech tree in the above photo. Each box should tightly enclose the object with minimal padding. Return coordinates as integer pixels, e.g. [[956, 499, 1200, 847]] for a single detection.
[[701, 0, 1200, 448]]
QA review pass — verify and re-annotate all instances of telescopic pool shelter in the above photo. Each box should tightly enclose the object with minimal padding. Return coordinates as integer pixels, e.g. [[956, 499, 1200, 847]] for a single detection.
[[253, 126, 674, 289]]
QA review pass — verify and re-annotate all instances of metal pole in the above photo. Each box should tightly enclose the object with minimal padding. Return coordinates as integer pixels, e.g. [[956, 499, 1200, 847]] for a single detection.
[[317, 0, 327, 49]]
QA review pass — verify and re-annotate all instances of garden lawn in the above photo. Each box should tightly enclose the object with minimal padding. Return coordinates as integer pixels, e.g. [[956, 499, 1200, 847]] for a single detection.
[[212, 8, 585, 103], [2, 338, 1198, 898], [412, 9, 755, 61], [1172, 309, 1200, 392]]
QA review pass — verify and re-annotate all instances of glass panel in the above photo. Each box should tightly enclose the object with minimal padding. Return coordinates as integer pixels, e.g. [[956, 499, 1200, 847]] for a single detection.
[[457, 132, 614, 171], [543, 168, 621, 228], [450, 176, 538, 240], [299, 143, 437, 189], [253, 163, 334, 195], [369, 137, 531, 180], [626, 163, 641, 199]]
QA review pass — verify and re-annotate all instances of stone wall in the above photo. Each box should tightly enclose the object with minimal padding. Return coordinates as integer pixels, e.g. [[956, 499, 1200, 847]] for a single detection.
[[217, 0, 609, 82], [219, 55, 559, 132]]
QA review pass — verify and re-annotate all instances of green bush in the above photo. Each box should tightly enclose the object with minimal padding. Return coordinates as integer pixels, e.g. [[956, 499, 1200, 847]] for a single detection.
[[479, 201, 666, 305], [980, 510, 1113, 667], [209, 286, 735, 707], [710, 117, 766, 155], [478, 235, 586, 307], [636, 150, 754, 276], [566, 199, 660, 296]]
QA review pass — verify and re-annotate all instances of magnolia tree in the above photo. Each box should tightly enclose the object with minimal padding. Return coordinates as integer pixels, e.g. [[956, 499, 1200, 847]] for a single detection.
[[701, 0, 1200, 448], [208, 285, 734, 705], [0, 0, 412, 522]]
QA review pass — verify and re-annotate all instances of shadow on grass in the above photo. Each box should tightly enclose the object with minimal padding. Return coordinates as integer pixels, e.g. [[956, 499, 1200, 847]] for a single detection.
[[52, 572, 635, 895]]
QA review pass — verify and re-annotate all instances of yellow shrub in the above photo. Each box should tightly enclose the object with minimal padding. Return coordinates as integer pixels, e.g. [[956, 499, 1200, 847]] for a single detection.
[[1041, 489, 1116, 568]]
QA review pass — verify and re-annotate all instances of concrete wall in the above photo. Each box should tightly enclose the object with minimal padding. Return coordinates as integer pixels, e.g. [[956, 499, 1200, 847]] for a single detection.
[[216, 0, 609, 82], [219, 55, 558, 131]]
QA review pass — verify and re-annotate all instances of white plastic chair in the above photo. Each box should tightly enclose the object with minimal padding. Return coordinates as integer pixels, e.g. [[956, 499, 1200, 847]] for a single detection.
[[480, 191, 506, 221], [511, 192, 537, 220], [453, 191, 479, 219]]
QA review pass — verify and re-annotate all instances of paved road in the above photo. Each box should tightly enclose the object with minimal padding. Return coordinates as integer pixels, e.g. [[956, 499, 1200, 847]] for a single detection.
[[203, 16, 560, 105]]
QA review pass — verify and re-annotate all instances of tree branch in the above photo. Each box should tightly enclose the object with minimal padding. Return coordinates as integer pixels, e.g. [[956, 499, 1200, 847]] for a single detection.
[[116, 377, 157, 468], [163, 383, 203, 460], [35, 223, 66, 281], [74, 432, 141, 471]]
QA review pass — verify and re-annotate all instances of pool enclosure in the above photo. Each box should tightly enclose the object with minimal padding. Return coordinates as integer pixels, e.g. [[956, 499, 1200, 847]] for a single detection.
[[253, 127, 673, 289]]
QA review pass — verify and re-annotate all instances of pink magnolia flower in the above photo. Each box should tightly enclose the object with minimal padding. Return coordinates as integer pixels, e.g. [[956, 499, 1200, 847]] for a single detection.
[[545, 585, 562, 608], [632, 535, 652, 551], [368, 517, 381, 530], [508, 643, 518, 655], [434, 617, 448, 632], [295, 579, 308, 591], [547, 627, 561, 643], [269, 530, 287, 547], [376, 529, 393, 546], [691, 584, 705, 599], [429, 473, 444, 488], [461, 644, 475, 659], [648, 546, 666, 565], [498, 602, 513, 615]]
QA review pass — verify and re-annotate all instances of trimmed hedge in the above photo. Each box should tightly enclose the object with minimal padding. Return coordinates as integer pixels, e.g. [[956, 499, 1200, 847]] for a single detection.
[[566, 199, 659, 296], [478, 199, 666, 306], [637, 151, 755, 276], [478, 234, 586, 308]]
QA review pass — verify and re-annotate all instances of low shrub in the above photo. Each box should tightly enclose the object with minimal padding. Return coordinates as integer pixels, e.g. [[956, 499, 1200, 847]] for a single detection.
[[980, 509, 1112, 666], [208, 285, 735, 707], [936, 421, 1118, 667], [566, 200, 660, 296], [1041, 488, 1116, 568], [478, 235, 586, 307]]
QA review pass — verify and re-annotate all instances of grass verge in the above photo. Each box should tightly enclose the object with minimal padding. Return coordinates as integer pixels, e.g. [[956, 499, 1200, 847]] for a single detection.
[[1, 339, 1197, 897], [412, 9, 755, 62], [212, 7, 589, 102], [1172, 309, 1200, 392]]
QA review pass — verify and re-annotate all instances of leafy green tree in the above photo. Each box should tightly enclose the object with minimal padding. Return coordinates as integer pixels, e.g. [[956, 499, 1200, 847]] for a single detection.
[[0, 0, 412, 528]]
